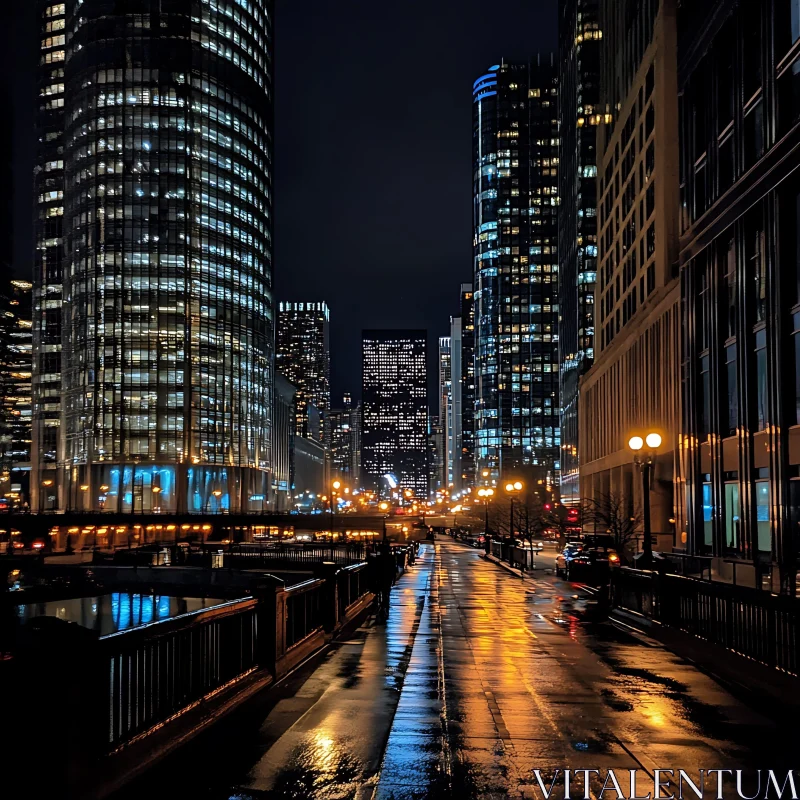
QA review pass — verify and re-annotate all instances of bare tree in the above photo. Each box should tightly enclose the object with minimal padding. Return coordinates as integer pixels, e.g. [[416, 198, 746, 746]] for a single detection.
[[581, 491, 642, 564]]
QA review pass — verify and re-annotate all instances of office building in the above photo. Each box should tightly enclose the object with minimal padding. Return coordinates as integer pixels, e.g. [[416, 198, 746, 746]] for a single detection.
[[31, 0, 69, 509], [678, 0, 800, 592], [329, 393, 362, 488], [438, 336, 452, 490], [580, 0, 681, 550], [35, 0, 275, 513], [459, 284, 476, 488], [273, 375, 295, 512], [558, 0, 605, 506], [472, 57, 561, 484], [449, 316, 464, 492], [362, 330, 428, 497], [276, 302, 330, 443], [0, 279, 33, 509]]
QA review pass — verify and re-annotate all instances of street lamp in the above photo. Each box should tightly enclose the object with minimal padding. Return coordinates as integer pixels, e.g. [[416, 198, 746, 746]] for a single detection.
[[505, 481, 523, 541], [41, 479, 54, 514], [331, 481, 342, 537], [629, 431, 662, 567], [478, 487, 495, 553]]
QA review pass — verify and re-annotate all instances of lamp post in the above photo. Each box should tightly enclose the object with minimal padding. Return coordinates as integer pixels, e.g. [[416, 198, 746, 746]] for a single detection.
[[505, 481, 523, 541], [331, 480, 341, 538], [628, 432, 662, 567], [478, 487, 495, 553]]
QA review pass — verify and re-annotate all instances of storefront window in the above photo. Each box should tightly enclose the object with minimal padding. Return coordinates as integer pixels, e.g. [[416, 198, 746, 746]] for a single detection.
[[724, 482, 740, 550], [755, 480, 771, 554], [702, 482, 713, 549]]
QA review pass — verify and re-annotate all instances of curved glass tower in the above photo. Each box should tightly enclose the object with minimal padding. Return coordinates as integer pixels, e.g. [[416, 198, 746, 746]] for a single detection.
[[472, 58, 561, 484], [47, 0, 274, 513]]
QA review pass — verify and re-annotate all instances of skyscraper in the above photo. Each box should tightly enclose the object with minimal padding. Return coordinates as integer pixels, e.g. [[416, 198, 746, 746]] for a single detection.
[[276, 301, 331, 442], [558, 0, 605, 506], [328, 393, 362, 488], [438, 336, 451, 489], [31, 0, 68, 508], [34, 0, 275, 513], [459, 283, 476, 489], [449, 316, 463, 492], [0, 279, 33, 510], [472, 58, 561, 485], [362, 330, 428, 498]]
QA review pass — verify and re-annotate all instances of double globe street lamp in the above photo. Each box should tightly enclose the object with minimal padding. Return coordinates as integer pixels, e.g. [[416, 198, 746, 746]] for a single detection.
[[628, 431, 662, 567], [505, 481, 523, 541], [478, 487, 495, 553]]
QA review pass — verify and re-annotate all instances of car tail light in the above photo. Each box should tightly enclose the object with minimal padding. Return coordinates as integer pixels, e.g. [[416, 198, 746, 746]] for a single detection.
[[609, 553, 619, 562]]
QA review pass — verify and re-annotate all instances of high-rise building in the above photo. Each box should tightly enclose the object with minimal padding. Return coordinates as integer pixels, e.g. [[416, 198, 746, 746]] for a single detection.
[[362, 330, 428, 498], [459, 283, 476, 489], [0, 279, 33, 510], [329, 393, 362, 488], [438, 336, 451, 489], [31, 0, 69, 509], [272, 375, 295, 512], [580, 0, 681, 550], [558, 0, 605, 506], [678, 0, 800, 592], [33, 0, 275, 513], [449, 316, 464, 492], [276, 301, 330, 442], [472, 57, 561, 485]]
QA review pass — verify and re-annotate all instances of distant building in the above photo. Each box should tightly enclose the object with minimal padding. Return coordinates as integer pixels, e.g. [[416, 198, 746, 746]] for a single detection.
[[362, 330, 428, 498], [449, 316, 464, 493], [678, 0, 800, 592], [329, 394, 362, 489], [580, 0, 681, 550], [438, 336, 451, 490], [558, 0, 606, 506], [276, 302, 331, 442], [472, 58, 561, 485], [459, 284, 476, 489], [293, 436, 326, 502], [0, 279, 33, 509], [273, 375, 295, 512]]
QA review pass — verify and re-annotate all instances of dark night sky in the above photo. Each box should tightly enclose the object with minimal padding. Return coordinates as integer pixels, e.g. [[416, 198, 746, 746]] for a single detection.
[[7, 1, 558, 403]]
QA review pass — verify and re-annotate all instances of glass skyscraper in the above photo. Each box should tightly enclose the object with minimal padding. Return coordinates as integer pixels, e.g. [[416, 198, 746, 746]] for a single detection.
[[472, 57, 561, 484], [276, 301, 331, 442], [362, 330, 428, 498], [558, 0, 604, 506], [33, 0, 274, 513]]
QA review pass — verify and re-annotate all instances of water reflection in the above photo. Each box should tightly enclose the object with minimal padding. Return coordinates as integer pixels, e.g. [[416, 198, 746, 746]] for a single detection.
[[16, 593, 227, 636]]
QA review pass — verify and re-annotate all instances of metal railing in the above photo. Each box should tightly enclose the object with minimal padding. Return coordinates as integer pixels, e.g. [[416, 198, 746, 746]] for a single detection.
[[337, 563, 368, 621], [227, 542, 366, 567], [102, 598, 259, 750], [613, 567, 800, 675], [285, 578, 325, 649]]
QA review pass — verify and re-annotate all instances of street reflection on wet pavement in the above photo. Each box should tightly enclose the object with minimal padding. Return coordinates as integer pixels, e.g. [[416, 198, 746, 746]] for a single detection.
[[118, 540, 792, 799]]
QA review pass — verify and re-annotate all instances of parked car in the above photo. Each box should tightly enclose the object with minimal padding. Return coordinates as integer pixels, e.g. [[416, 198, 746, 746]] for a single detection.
[[555, 542, 584, 577], [465, 533, 485, 548], [565, 545, 621, 583]]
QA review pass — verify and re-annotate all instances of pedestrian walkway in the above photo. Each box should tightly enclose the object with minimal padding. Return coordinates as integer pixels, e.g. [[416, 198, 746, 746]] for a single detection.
[[113, 540, 794, 800]]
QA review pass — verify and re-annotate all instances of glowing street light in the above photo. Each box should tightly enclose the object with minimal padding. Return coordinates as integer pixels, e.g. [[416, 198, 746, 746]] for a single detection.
[[628, 431, 663, 566], [505, 481, 524, 539]]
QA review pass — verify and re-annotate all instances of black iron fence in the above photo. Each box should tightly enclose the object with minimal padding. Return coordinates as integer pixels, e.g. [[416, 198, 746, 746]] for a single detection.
[[612, 567, 800, 675], [104, 598, 259, 750], [226, 542, 366, 568], [285, 578, 325, 649], [337, 562, 369, 621]]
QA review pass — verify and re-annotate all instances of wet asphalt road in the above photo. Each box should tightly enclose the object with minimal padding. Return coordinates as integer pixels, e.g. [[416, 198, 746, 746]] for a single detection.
[[119, 540, 793, 799]]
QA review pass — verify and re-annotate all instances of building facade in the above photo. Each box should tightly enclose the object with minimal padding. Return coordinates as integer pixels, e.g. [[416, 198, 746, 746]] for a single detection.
[[472, 57, 561, 486], [459, 283, 476, 489], [276, 301, 330, 442], [558, 0, 605, 506], [449, 316, 464, 492], [579, 0, 681, 550], [438, 335, 452, 490], [31, 0, 69, 510], [580, 0, 681, 550], [35, 0, 275, 513], [272, 374, 295, 512], [328, 393, 362, 489], [0, 279, 33, 510], [678, 0, 800, 592], [362, 330, 428, 497]]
